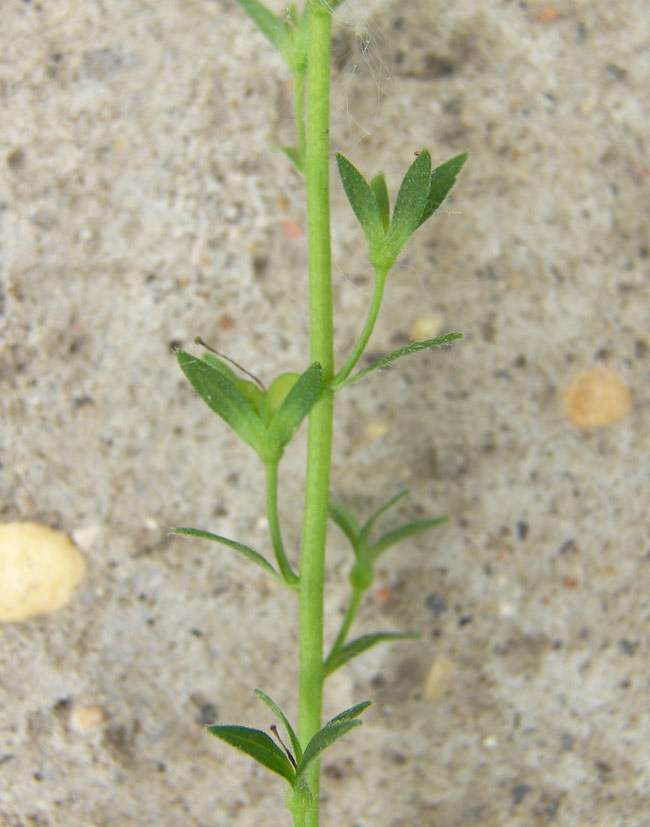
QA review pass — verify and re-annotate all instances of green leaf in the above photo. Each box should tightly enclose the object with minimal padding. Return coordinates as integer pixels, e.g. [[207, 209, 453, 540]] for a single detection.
[[264, 373, 300, 418], [349, 559, 373, 591], [359, 489, 410, 547], [201, 351, 238, 383], [287, 5, 309, 78], [206, 724, 296, 786], [328, 500, 361, 552], [370, 171, 390, 232], [285, 2, 300, 26], [199, 351, 265, 412], [336, 153, 385, 254], [276, 145, 303, 173], [267, 362, 322, 448], [323, 699, 373, 727], [296, 719, 364, 782], [295, 701, 371, 780], [385, 150, 432, 254], [324, 633, 418, 675], [173, 527, 281, 581], [417, 152, 468, 229], [254, 689, 303, 765], [372, 516, 449, 558], [235, 0, 292, 58], [176, 350, 268, 456], [235, 378, 266, 414], [331, 333, 462, 390]]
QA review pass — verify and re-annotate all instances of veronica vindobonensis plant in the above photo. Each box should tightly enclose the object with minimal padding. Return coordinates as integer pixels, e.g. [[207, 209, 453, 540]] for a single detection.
[[172, 2, 466, 824]]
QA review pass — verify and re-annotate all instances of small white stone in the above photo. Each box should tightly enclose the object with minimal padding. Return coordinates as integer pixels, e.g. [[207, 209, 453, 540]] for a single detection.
[[142, 516, 159, 531], [72, 523, 104, 551], [0, 522, 86, 621], [69, 702, 108, 732], [498, 601, 517, 618]]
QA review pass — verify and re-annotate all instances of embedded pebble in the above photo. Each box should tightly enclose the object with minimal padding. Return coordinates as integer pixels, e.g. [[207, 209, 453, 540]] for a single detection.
[[69, 702, 108, 732], [281, 219, 304, 240], [72, 522, 104, 552], [537, 7, 561, 23], [365, 420, 389, 440], [564, 365, 631, 428], [409, 313, 443, 342], [142, 515, 159, 531], [373, 585, 392, 604], [0, 522, 86, 621], [425, 592, 448, 618], [423, 654, 453, 700], [498, 601, 517, 618]]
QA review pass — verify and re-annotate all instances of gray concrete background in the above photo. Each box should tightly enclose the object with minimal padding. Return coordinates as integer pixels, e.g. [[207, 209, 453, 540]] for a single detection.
[[1, 0, 649, 825]]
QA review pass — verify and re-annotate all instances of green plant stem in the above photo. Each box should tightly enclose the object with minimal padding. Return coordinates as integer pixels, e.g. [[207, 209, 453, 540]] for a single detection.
[[298, 3, 334, 825], [332, 266, 388, 389], [264, 460, 299, 586], [294, 71, 306, 169], [325, 586, 363, 670]]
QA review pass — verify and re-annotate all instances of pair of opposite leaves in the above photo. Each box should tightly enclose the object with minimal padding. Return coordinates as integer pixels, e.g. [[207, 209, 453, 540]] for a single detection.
[[175, 149, 467, 459], [175, 350, 321, 465]]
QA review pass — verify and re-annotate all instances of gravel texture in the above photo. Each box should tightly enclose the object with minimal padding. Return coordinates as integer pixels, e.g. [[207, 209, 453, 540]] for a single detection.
[[1, 0, 649, 825]]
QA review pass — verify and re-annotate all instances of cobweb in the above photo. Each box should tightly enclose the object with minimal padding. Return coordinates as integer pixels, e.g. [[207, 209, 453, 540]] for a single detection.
[[326, 0, 395, 152]]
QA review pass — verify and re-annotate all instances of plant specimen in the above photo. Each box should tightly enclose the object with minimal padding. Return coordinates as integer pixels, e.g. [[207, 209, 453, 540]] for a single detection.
[[172, 1, 466, 824]]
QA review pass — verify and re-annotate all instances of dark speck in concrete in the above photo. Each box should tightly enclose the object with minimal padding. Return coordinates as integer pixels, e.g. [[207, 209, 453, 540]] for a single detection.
[[634, 339, 648, 358], [558, 539, 578, 555], [425, 592, 448, 617], [196, 703, 218, 726], [618, 639, 638, 655], [512, 782, 533, 804], [606, 63, 627, 81], [7, 147, 26, 171]]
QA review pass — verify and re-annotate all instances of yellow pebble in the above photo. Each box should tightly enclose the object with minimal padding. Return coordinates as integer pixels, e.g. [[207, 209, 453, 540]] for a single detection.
[[365, 420, 389, 440], [0, 523, 86, 621], [69, 702, 107, 732], [564, 365, 631, 428], [423, 654, 453, 700], [409, 314, 443, 342]]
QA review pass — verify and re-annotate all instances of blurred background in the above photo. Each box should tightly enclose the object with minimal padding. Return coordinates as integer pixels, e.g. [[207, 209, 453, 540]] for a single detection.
[[1, 0, 648, 824]]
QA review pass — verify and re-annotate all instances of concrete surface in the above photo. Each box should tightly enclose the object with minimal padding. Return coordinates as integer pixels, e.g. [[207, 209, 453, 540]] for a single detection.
[[1, 0, 649, 825]]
